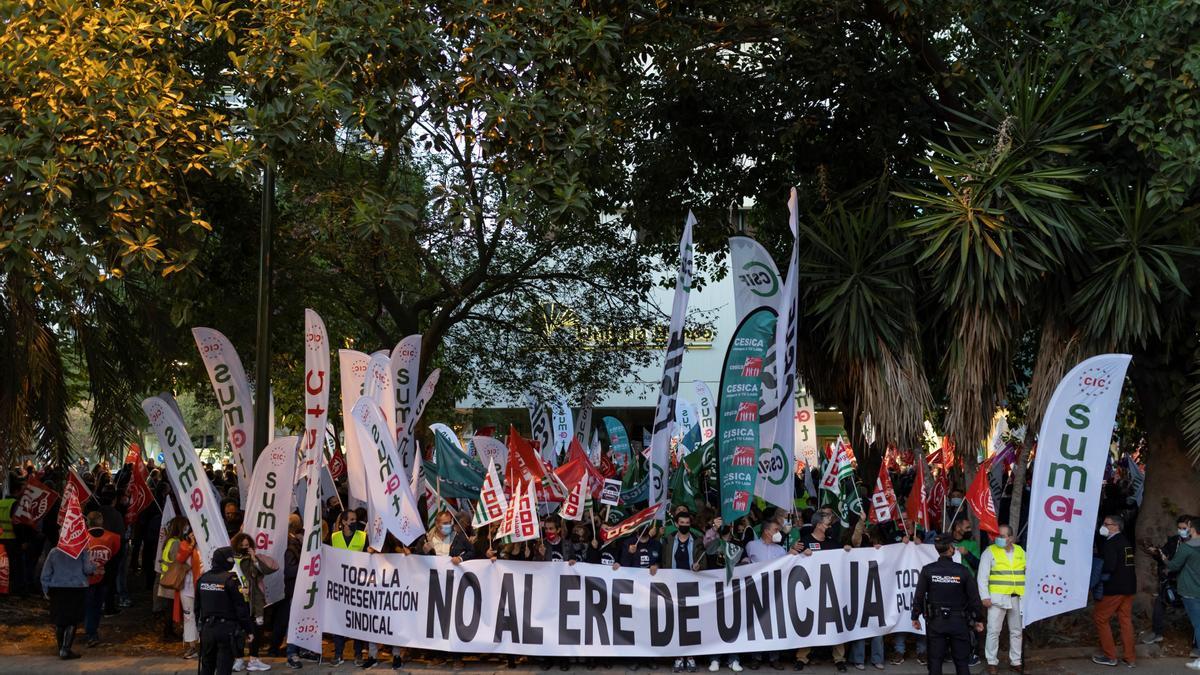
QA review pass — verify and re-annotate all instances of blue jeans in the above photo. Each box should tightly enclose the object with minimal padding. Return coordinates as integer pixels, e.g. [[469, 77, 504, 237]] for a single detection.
[[1183, 596, 1200, 653], [852, 636, 885, 666], [332, 635, 365, 661], [893, 632, 926, 656], [84, 584, 105, 639]]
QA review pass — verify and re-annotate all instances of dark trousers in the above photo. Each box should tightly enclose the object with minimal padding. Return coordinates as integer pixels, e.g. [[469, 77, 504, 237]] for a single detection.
[[84, 583, 106, 639], [200, 620, 239, 675], [926, 621, 971, 675], [332, 634, 365, 660], [269, 587, 294, 654]]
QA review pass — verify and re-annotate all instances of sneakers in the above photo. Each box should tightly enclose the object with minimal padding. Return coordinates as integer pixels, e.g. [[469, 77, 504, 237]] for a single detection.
[[675, 658, 685, 673], [709, 659, 721, 672], [687, 658, 697, 673], [889, 655, 904, 665], [836, 663, 848, 673], [329, 658, 345, 667], [1185, 659, 1200, 671], [233, 659, 246, 672], [729, 657, 744, 673], [360, 657, 378, 669], [246, 657, 272, 671], [300, 651, 321, 662], [855, 665, 866, 671], [391, 656, 404, 670], [917, 655, 928, 666], [1092, 655, 1119, 667], [1140, 632, 1163, 645], [182, 645, 198, 660], [969, 654, 981, 667], [873, 665, 885, 671], [287, 656, 303, 670], [793, 661, 806, 671]]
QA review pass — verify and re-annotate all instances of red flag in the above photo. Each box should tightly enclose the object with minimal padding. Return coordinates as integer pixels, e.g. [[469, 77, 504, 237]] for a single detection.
[[868, 462, 900, 525], [56, 486, 88, 559], [475, 425, 496, 438], [599, 502, 662, 543], [566, 437, 605, 497], [123, 445, 154, 526], [0, 546, 8, 594], [905, 457, 930, 530], [966, 459, 1000, 535], [58, 469, 92, 526], [328, 442, 347, 481], [927, 471, 949, 530], [507, 427, 547, 482], [884, 445, 901, 473], [12, 475, 58, 527], [599, 452, 618, 479]]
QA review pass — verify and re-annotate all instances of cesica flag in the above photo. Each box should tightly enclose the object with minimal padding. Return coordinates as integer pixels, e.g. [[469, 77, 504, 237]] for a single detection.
[[717, 308, 776, 523], [1023, 354, 1131, 627], [318, 543, 937, 657]]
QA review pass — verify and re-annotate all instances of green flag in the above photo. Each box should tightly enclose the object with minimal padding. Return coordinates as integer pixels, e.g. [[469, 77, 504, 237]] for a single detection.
[[716, 308, 776, 523], [668, 459, 698, 513], [620, 454, 647, 504], [721, 539, 744, 582], [429, 431, 486, 499]]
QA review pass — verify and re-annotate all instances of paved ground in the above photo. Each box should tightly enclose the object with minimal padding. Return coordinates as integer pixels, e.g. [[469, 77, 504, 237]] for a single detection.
[[0, 653, 1193, 674]]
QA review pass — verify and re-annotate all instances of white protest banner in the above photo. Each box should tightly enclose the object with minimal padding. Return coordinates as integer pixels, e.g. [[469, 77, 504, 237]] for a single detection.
[[363, 353, 395, 436], [319, 543, 936, 657], [471, 435, 508, 474], [525, 394, 555, 465], [192, 327, 255, 502], [795, 391, 820, 470], [298, 310, 331, 481], [550, 396, 574, 459], [288, 422, 325, 653], [142, 394, 230, 570], [244, 436, 297, 605], [757, 198, 799, 510], [693, 381, 717, 445], [1023, 353, 1131, 627], [338, 349, 371, 509], [574, 392, 594, 448], [350, 397, 424, 548], [390, 335, 422, 443], [648, 213, 695, 510], [397, 369, 440, 476]]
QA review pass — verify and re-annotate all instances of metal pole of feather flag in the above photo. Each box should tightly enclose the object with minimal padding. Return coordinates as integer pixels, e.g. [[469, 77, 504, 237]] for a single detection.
[[252, 160, 275, 465]]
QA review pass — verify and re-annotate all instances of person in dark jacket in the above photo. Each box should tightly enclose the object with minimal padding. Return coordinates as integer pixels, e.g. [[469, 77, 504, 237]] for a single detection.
[[269, 514, 303, 658], [1093, 514, 1137, 667], [912, 536, 985, 675], [196, 546, 254, 675]]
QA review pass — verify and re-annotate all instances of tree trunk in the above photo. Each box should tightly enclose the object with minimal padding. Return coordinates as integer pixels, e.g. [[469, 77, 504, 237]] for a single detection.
[[1130, 362, 1199, 609]]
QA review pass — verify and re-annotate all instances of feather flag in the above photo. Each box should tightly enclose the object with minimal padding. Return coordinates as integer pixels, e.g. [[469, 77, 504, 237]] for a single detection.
[[471, 458, 508, 528]]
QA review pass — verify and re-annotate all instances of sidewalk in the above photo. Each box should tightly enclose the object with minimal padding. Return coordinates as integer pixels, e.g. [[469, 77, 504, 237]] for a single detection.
[[0, 653, 1192, 675]]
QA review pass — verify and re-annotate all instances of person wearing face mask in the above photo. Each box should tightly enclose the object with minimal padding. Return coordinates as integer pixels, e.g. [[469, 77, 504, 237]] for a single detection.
[[197, 546, 254, 675], [329, 511, 368, 667], [977, 524, 1024, 673], [228, 533, 277, 672], [950, 517, 980, 574], [1140, 514, 1193, 645], [796, 512, 846, 671], [1092, 515, 1137, 667], [658, 512, 705, 674], [612, 524, 661, 672], [744, 521, 799, 670], [538, 518, 578, 563], [1163, 515, 1200, 670]]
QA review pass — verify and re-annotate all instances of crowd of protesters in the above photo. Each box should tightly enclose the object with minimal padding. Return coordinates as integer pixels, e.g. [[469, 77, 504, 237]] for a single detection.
[[2, 444, 1198, 673]]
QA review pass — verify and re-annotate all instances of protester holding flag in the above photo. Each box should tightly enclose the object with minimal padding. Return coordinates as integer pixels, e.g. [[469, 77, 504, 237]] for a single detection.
[[41, 498, 95, 660], [83, 510, 121, 648]]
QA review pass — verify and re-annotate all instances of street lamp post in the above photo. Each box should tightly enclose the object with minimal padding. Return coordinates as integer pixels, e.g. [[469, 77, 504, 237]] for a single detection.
[[253, 161, 275, 462]]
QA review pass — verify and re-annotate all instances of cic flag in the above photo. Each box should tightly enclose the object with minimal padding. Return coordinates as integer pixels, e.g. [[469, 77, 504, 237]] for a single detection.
[[1023, 354, 1131, 627]]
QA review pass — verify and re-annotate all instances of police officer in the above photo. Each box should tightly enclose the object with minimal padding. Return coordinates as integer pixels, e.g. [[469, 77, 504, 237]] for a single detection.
[[196, 546, 253, 675], [912, 536, 985, 675]]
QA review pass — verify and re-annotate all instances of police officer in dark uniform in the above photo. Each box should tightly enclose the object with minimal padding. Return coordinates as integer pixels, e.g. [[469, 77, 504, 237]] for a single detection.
[[911, 536, 985, 675], [196, 546, 253, 675]]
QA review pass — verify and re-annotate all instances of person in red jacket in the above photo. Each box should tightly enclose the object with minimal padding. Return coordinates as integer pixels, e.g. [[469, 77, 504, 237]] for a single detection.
[[83, 511, 121, 647]]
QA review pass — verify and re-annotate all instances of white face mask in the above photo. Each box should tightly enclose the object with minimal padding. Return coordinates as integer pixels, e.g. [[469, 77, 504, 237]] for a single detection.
[[771, 531, 782, 544], [440, 524, 453, 536], [949, 497, 963, 508], [1098, 525, 1111, 537], [1180, 528, 1191, 539]]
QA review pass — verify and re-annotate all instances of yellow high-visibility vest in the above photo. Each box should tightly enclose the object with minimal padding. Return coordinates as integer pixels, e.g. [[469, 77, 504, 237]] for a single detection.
[[161, 537, 179, 573], [332, 529, 366, 551], [0, 498, 14, 540], [987, 544, 1026, 597]]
